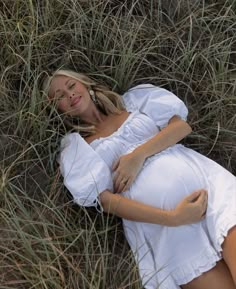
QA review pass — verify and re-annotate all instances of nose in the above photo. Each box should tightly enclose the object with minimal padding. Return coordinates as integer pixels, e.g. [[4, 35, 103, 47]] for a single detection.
[[70, 93, 75, 99]]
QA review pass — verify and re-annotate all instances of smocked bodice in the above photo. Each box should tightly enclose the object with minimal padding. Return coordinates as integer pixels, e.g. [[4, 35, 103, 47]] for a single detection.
[[89, 110, 159, 169]]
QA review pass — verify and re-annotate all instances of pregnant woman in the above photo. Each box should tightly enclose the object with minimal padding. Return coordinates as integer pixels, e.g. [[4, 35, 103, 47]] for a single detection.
[[42, 69, 236, 289]]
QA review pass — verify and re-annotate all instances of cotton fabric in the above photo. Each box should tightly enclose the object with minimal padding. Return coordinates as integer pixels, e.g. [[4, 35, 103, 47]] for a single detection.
[[58, 84, 236, 289]]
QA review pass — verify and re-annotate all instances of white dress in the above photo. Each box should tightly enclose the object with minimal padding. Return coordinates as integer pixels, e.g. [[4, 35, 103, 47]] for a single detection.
[[59, 84, 236, 289]]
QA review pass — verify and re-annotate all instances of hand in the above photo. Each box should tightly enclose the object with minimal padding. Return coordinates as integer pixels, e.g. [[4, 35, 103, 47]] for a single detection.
[[172, 189, 208, 226], [112, 151, 145, 193]]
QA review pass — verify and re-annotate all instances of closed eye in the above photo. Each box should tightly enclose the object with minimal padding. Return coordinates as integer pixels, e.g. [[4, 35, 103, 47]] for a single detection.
[[69, 83, 75, 89], [56, 94, 64, 100]]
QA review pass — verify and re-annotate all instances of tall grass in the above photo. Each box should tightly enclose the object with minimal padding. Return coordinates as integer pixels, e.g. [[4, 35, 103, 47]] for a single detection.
[[0, 0, 235, 288]]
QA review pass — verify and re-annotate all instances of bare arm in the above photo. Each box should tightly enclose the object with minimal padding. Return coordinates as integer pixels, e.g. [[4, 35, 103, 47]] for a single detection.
[[99, 189, 207, 227], [113, 116, 192, 193], [133, 116, 192, 160]]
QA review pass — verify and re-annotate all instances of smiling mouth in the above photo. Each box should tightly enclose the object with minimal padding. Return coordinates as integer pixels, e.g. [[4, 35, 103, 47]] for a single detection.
[[71, 96, 81, 107]]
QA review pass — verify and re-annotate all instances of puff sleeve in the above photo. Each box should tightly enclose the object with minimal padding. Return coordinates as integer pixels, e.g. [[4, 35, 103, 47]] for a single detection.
[[58, 133, 113, 212], [122, 84, 188, 129]]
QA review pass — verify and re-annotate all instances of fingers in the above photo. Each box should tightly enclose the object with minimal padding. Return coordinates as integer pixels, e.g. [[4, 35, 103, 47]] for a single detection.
[[195, 189, 208, 218], [114, 175, 132, 193], [113, 169, 125, 191], [112, 159, 119, 171], [195, 189, 208, 205], [186, 189, 208, 221], [113, 171, 127, 193], [116, 178, 131, 193], [116, 181, 125, 194], [113, 166, 132, 193], [186, 190, 202, 202], [114, 174, 123, 188], [201, 203, 207, 218], [201, 194, 208, 216], [188, 189, 207, 203], [121, 178, 133, 193]]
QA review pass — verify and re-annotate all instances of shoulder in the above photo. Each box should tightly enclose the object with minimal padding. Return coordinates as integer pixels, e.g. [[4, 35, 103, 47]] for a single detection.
[[122, 83, 169, 99], [122, 84, 158, 108], [60, 132, 79, 150], [124, 83, 156, 94], [60, 132, 90, 154], [122, 83, 170, 106], [127, 83, 155, 91], [84, 134, 99, 145]]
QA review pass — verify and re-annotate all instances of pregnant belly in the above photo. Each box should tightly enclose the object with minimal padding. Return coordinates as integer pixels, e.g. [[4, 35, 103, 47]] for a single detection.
[[125, 152, 205, 210]]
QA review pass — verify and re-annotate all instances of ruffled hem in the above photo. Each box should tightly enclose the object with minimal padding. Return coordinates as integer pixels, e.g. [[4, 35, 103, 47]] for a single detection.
[[172, 245, 221, 286], [215, 214, 236, 252], [172, 215, 236, 286]]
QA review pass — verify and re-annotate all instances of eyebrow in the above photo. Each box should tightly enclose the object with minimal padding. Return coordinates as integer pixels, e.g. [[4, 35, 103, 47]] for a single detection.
[[54, 79, 72, 94]]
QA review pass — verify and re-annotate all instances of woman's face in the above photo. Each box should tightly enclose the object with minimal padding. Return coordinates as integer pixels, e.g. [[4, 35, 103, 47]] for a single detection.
[[48, 75, 93, 116]]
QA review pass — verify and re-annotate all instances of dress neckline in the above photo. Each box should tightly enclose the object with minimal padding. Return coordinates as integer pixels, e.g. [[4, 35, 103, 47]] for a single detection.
[[89, 110, 138, 146]]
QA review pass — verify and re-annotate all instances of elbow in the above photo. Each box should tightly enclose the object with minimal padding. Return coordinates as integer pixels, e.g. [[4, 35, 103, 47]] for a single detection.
[[177, 117, 192, 136], [184, 122, 192, 135], [185, 122, 192, 135], [168, 116, 192, 136], [174, 119, 192, 137]]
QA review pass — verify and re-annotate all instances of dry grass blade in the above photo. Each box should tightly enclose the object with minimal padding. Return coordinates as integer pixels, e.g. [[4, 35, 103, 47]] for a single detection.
[[0, 0, 235, 288]]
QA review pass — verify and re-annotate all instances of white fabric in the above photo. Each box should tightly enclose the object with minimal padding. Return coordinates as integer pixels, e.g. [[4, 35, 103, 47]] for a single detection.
[[122, 84, 188, 129], [59, 133, 113, 212], [58, 84, 236, 289]]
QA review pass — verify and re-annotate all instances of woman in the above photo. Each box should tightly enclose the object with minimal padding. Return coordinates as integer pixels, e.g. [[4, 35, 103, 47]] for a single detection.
[[43, 69, 236, 289]]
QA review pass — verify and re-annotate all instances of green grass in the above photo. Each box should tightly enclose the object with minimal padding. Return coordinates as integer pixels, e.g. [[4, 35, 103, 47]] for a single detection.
[[0, 0, 236, 288]]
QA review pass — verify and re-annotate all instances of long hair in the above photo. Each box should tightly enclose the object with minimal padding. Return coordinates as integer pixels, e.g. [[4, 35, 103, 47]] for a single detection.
[[42, 69, 126, 137]]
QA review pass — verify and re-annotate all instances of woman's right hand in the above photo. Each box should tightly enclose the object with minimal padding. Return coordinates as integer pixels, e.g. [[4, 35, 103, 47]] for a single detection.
[[172, 189, 208, 226]]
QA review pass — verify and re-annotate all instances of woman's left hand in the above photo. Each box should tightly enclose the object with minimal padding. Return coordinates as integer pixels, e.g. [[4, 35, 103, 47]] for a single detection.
[[112, 151, 145, 193]]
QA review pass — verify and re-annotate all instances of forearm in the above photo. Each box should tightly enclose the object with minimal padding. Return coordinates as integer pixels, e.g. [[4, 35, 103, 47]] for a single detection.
[[133, 117, 192, 160], [100, 190, 175, 226]]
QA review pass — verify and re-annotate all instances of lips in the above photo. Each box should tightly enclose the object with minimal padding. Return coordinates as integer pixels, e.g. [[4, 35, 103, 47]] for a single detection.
[[71, 96, 81, 107]]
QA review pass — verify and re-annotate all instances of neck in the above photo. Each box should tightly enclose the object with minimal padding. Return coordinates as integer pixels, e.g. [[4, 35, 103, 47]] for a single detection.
[[80, 108, 108, 126]]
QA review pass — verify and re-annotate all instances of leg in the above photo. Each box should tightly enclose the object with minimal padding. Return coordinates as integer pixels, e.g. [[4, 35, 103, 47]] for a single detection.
[[181, 260, 235, 289], [222, 225, 236, 285]]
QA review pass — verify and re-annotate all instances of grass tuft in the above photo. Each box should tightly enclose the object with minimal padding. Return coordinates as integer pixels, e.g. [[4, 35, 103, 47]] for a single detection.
[[0, 0, 235, 288]]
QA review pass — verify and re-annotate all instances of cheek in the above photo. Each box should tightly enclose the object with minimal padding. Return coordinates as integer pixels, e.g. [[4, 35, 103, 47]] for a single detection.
[[76, 82, 86, 91], [57, 99, 70, 112], [76, 83, 89, 97]]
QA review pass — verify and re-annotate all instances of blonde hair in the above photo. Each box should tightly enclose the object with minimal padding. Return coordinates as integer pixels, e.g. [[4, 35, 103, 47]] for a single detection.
[[42, 69, 126, 137]]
